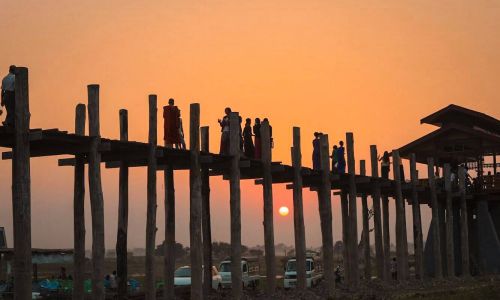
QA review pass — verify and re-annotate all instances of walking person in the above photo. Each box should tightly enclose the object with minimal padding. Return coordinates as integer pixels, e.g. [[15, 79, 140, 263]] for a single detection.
[[336, 140, 346, 174], [243, 118, 255, 158], [218, 107, 231, 155], [312, 132, 321, 170], [1, 65, 16, 127], [163, 98, 181, 148], [253, 118, 262, 159], [379, 151, 391, 179]]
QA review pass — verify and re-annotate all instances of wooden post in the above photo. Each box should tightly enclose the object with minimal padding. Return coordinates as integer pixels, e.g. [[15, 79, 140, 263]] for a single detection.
[[291, 127, 307, 290], [340, 190, 350, 283], [444, 164, 455, 277], [409, 154, 424, 280], [261, 120, 276, 293], [145, 95, 157, 300], [229, 112, 242, 299], [392, 151, 408, 281], [189, 103, 203, 300], [360, 160, 371, 280], [73, 104, 86, 300], [427, 157, 443, 279], [346, 132, 359, 288], [87, 84, 106, 299], [201, 126, 213, 295], [494, 153, 497, 175], [318, 134, 335, 296], [458, 166, 470, 277], [382, 194, 391, 281], [116, 109, 129, 299], [369, 146, 384, 280], [12, 67, 32, 300], [163, 163, 175, 300]]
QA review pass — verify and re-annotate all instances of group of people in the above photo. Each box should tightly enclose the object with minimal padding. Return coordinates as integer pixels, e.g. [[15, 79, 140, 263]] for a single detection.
[[312, 132, 346, 174], [1, 65, 16, 127], [218, 107, 273, 159], [163, 98, 186, 149]]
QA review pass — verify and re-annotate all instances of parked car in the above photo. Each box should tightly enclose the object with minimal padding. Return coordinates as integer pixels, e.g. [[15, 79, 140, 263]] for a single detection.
[[218, 257, 260, 289], [283, 256, 323, 288], [174, 266, 222, 291]]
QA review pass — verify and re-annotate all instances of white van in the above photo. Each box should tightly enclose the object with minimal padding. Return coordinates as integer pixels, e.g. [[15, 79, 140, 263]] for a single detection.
[[283, 257, 322, 288], [218, 257, 260, 289]]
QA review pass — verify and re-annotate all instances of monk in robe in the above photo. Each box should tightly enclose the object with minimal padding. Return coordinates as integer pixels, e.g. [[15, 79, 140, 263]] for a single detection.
[[163, 98, 181, 148]]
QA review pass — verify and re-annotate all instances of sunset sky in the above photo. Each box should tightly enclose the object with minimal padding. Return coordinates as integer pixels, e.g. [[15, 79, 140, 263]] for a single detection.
[[0, 0, 499, 250]]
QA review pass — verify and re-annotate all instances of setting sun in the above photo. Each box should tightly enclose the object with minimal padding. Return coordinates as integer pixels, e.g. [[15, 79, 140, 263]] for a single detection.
[[279, 206, 289, 217]]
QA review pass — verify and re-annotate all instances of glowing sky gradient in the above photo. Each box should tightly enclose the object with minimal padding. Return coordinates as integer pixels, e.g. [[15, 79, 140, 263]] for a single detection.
[[0, 1, 499, 250]]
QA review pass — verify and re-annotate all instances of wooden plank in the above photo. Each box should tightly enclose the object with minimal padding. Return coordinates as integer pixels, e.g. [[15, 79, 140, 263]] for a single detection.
[[318, 134, 335, 296], [229, 112, 242, 299], [458, 166, 470, 277], [360, 160, 371, 280], [12, 67, 33, 300], [410, 153, 424, 280], [73, 104, 86, 300], [392, 150, 408, 282], [427, 157, 443, 279], [292, 127, 307, 290], [87, 84, 105, 299], [346, 132, 359, 288], [201, 126, 213, 295], [444, 164, 455, 277], [370, 145, 384, 280], [145, 95, 158, 300], [261, 120, 276, 294], [116, 109, 128, 300], [382, 194, 391, 281]]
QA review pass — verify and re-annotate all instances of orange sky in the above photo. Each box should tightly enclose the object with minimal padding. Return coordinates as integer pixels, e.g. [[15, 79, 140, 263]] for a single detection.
[[0, 0, 499, 250]]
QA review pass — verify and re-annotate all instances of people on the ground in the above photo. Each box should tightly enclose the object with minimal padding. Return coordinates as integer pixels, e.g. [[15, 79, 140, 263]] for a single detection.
[[110, 270, 118, 289], [163, 98, 181, 148], [178, 110, 186, 150], [390, 257, 397, 280], [59, 267, 67, 280], [312, 132, 321, 170], [253, 118, 262, 159], [334, 264, 343, 284], [1, 65, 16, 127], [243, 118, 255, 158], [330, 145, 338, 173], [336, 141, 346, 174], [380, 151, 391, 179], [218, 107, 231, 154]]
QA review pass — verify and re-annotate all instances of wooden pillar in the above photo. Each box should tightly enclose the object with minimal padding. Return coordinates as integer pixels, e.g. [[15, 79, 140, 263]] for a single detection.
[[444, 164, 455, 277], [318, 134, 335, 296], [409, 154, 424, 280], [229, 112, 242, 299], [392, 150, 408, 281], [458, 166, 470, 277], [360, 160, 371, 280], [189, 104, 203, 299], [346, 132, 359, 288], [261, 120, 276, 293], [427, 157, 443, 279], [369, 146, 384, 280], [116, 109, 129, 299], [201, 126, 213, 295], [340, 191, 350, 283], [73, 104, 86, 300], [493, 152, 497, 175], [87, 84, 105, 299], [145, 95, 157, 300], [12, 67, 32, 300], [382, 194, 391, 281], [291, 127, 306, 290], [163, 163, 175, 300]]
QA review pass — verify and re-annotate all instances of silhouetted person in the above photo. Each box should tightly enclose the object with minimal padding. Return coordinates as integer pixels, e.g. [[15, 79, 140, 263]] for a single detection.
[[312, 132, 321, 170], [218, 107, 231, 154], [1, 65, 15, 127], [330, 145, 338, 173], [391, 257, 397, 280], [263, 118, 273, 149], [379, 151, 390, 179], [243, 118, 255, 158], [178, 110, 186, 149], [239, 116, 244, 151], [396, 155, 405, 182], [163, 98, 181, 148], [337, 141, 346, 174], [253, 118, 262, 159]]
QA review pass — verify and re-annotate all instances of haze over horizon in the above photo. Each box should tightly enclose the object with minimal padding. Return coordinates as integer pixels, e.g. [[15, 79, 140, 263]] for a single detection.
[[1, 0, 499, 251]]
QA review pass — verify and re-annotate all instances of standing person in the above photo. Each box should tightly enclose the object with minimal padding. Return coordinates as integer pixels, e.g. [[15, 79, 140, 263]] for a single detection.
[[178, 110, 186, 150], [330, 145, 338, 173], [390, 257, 397, 280], [263, 118, 274, 149], [163, 98, 181, 148], [239, 116, 244, 151], [1, 65, 16, 127], [253, 118, 262, 159], [379, 151, 391, 179], [218, 107, 231, 155], [243, 118, 255, 158], [312, 132, 321, 170], [397, 155, 405, 182], [336, 140, 346, 174]]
